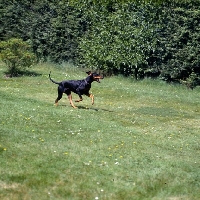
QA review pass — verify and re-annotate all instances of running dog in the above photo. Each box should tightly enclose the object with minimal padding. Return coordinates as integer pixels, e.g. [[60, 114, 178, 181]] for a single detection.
[[49, 71, 103, 108]]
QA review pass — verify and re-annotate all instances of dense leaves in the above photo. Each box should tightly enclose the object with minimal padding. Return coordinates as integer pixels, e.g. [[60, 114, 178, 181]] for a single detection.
[[0, 0, 200, 87], [78, 3, 159, 78], [152, 4, 200, 87]]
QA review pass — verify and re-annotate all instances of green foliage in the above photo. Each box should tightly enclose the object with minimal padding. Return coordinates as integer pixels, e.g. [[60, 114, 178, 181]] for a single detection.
[[180, 71, 200, 89], [78, 2, 157, 77], [0, 1, 84, 63], [46, 1, 84, 63], [0, 0, 200, 86], [0, 38, 36, 76], [151, 4, 200, 84]]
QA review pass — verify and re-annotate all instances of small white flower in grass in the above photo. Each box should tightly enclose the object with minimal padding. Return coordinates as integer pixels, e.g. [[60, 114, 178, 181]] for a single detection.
[[95, 197, 99, 200], [84, 162, 90, 165]]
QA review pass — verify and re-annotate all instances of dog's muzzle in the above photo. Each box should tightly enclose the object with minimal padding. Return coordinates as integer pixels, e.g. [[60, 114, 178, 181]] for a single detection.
[[97, 76, 104, 83]]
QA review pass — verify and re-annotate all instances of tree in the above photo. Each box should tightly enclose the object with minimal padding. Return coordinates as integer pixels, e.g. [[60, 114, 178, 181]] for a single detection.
[[78, 2, 157, 78], [151, 3, 200, 85], [0, 38, 36, 76]]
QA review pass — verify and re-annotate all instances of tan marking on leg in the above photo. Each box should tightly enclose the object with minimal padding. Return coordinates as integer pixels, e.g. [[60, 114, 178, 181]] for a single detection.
[[87, 94, 94, 105], [75, 99, 83, 102], [55, 99, 58, 106], [68, 94, 77, 108]]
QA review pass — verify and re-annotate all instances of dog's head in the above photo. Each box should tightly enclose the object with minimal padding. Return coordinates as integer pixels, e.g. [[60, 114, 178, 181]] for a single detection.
[[86, 71, 104, 83]]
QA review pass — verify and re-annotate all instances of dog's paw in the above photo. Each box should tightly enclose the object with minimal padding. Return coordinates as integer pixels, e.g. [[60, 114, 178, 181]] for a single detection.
[[75, 99, 83, 102]]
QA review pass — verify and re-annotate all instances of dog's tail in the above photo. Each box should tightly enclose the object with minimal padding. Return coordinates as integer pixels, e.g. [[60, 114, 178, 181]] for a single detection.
[[49, 71, 61, 85]]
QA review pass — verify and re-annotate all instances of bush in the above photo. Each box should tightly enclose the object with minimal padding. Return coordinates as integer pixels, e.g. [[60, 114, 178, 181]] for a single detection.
[[180, 71, 200, 89], [0, 38, 36, 76]]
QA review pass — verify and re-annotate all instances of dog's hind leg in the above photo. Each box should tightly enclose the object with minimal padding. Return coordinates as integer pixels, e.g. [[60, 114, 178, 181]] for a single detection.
[[55, 86, 63, 106], [55, 95, 62, 106]]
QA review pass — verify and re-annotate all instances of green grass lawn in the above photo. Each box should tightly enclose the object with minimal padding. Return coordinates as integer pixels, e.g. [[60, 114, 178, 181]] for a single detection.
[[0, 62, 200, 200]]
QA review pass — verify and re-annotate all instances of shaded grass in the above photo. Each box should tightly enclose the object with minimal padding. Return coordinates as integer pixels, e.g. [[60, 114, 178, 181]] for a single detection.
[[0, 62, 200, 200]]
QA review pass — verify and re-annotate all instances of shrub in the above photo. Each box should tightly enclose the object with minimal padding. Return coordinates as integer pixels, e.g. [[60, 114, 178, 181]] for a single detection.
[[0, 38, 36, 76], [180, 71, 200, 89]]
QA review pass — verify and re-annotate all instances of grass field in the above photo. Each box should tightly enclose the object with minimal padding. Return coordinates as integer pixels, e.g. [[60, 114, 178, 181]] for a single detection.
[[0, 62, 200, 200]]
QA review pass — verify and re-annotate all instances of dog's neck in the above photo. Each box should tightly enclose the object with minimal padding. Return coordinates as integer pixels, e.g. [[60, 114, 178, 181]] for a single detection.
[[85, 75, 93, 84]]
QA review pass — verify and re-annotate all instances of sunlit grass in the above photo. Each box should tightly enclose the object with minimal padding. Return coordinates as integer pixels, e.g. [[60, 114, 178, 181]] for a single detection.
[[0, 62, 200, 200]]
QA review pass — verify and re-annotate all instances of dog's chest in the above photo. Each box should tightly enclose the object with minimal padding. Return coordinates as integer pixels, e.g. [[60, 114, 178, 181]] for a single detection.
[[81, 83, 91, 91]]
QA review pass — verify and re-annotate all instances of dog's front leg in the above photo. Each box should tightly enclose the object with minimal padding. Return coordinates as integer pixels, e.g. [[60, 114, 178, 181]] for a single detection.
[[68, 94, 77, 108], [86, 94, 94, 105]]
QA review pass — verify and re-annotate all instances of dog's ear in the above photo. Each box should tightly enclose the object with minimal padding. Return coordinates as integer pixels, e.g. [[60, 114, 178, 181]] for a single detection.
[[86, 71, 91, 75]]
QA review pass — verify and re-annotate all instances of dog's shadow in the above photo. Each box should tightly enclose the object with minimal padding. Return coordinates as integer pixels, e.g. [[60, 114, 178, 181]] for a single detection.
[[57, 105, 113, 112], [77, 106, 113, 112]]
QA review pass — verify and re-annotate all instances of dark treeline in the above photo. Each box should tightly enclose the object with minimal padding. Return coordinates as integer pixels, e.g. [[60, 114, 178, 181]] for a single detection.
[[0, 0, 200, 87]]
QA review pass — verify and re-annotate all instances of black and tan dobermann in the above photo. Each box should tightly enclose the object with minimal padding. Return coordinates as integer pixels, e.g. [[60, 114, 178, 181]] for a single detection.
[[49, 71, 103, 108]]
